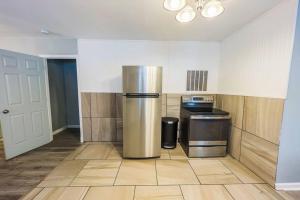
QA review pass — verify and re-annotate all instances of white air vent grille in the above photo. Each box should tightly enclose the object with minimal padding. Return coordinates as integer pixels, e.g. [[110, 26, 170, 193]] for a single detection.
[[186, 70, 208, 91]]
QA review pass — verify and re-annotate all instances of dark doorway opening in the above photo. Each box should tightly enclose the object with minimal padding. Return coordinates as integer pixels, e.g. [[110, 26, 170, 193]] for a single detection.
[[47, 59, 80, 141]]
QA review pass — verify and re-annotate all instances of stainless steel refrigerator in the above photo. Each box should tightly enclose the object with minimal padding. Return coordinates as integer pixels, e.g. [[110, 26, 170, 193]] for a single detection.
[[122, 65, 162, 158]]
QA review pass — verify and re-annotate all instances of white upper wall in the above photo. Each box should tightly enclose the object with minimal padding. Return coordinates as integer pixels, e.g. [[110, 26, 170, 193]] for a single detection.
[[77, 39, 220, 93], [218, 0, 298, 98], [0, 1, 298, 98], [0, 37, 77, 56]]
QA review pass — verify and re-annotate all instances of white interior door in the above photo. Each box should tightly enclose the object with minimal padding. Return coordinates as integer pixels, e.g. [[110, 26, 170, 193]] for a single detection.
[[0, 49, 51, 159]]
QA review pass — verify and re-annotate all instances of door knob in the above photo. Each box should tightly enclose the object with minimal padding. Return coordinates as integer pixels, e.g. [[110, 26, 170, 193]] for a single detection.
[[2, 109, 9, 114]]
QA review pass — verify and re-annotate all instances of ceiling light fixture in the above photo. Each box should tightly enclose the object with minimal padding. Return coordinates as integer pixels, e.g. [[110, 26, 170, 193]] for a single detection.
[[164, 0, 186, 11], [176, 5, 196, 23], [200, 0, 224, 18], [40, 28, 50, 35], [164, 0, 225, 23]]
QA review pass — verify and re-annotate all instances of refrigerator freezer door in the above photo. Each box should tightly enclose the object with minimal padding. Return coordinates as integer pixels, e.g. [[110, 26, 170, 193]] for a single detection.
[[123, 66, 162, 94], [123, 95, 161, 158]]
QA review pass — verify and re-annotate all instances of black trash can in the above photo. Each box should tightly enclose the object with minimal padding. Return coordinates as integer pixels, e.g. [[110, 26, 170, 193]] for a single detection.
[[161, 117, 179, 149]]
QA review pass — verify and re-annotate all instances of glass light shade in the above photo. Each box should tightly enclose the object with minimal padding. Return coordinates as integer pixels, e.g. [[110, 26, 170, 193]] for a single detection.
[[201, 0, 224, 18], [164, 0, 186, 11], [176, 5, 196, 23]]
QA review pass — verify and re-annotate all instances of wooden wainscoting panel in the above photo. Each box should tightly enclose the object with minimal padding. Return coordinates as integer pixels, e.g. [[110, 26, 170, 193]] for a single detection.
[[240, 131, 279, 186], [82, 118, 92, 142], [221, 95, 244, 129], [81, 93, 91, 118], [256, 98, 284, 144], [166, 94, 181, 118], [91, 118, 117, 142], [116, 118, 123, 142], [243, 97, 284, 144], [243, 97, 257, 134], [116, 93, 123, 118], [91, 118, 101, 141], [215, 94, 223, 109], [91, 93, 116, 118], [229, 127, 242, 160]]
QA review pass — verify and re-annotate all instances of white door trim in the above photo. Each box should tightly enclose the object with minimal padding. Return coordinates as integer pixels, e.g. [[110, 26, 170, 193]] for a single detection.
[[42, 58, 53, 142], [40, 55, 83, 143]]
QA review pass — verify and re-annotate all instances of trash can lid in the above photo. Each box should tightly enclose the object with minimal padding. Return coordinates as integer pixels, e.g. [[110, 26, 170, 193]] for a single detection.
[[162, 117, 179, 123]]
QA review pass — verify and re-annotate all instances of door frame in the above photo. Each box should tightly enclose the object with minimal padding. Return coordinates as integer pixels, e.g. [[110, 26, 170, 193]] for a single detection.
[[39, 54, 83, 143]]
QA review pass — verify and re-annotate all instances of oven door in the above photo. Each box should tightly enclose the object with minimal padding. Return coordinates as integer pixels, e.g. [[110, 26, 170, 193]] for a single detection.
[[188, 115, 231, 143]]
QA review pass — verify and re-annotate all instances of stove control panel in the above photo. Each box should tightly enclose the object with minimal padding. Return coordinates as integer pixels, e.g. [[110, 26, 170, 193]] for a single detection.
[[182, 95, 214, 103]]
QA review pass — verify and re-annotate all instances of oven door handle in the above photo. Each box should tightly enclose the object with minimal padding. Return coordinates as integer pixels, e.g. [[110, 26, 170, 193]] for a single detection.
[[190, 115, 231, 120]]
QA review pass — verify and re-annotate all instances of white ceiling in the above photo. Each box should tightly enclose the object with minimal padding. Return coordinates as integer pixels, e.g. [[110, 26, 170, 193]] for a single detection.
[[0, 0, 284, 41]]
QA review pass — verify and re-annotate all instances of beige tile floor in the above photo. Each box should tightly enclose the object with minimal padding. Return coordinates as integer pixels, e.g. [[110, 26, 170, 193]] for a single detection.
[[22, 143, 300, 200]]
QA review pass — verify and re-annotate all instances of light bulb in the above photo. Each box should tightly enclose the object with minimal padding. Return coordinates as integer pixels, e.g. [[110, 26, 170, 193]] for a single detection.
[[164, 0, 186, 11], [201, 0, 224, 18], [176, 5, 196, 23]]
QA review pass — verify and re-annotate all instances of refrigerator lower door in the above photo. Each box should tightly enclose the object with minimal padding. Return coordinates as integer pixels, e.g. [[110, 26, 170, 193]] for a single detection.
[[123, 95, 161, 158]]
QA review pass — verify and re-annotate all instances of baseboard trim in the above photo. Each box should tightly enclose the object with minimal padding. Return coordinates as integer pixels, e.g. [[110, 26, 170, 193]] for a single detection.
[[52, 125, 80, 135], [53, 126, 67, 135], [275, 183, 300, 191], [67, 125, 80, 128]]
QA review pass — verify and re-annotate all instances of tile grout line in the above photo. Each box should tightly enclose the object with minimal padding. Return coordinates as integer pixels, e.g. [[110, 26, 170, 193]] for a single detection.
[[188, 159, 235, 184], [24, 187, 45, 199], [186, 159, 201, 185], [68, 160, 89, 187], [113, 159, 123, 186], [242, 129, 280, 146], [223, 184, 237, 200], [239, 95, 246, 161], [195, 175, 202, 184], [72, 144, 89, 160], [36, 186, 95, 188], [34, 184, 215, 188], [155, 159, 159, 185], [105, 144, 115, 160], [221, 161, 247, 184], [107, 183, 228, 187], [254, 183, 271, 185], [133, 185, 136, 200], [80, 187, 91, 200], [179, 185, 186, 200], [221, 159, 265, 185], [219, 158, 244, 184]]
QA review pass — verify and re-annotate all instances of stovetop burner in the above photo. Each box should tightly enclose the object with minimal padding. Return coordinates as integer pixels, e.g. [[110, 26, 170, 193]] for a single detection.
[[181, 95, 229, 116], [182, 107, 229, 115]]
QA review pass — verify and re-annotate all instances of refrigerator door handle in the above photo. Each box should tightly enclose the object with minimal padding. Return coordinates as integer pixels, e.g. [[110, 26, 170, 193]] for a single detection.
[[124, 93, 160, 98]]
